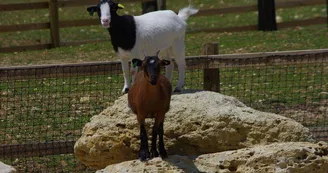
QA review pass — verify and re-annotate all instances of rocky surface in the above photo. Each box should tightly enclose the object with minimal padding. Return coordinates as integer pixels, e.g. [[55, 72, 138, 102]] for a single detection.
[[96, 155, 197, 173], [0, 162, 16, 173], [74, 91, 313, 169], [97, 142, 328, 173], [195, 141, 328, 173]]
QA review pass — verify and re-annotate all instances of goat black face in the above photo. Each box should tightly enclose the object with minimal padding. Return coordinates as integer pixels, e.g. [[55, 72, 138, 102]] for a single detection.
[[87, 0, 124, 28], [132, 53, 170, 86]]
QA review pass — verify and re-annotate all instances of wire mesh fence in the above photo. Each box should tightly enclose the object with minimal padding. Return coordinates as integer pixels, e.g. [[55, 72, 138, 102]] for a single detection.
[[0, 51, 328, 172]]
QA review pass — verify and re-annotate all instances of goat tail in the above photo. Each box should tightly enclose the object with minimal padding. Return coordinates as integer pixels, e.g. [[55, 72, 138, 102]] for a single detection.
[[178, 6, 199, 21]]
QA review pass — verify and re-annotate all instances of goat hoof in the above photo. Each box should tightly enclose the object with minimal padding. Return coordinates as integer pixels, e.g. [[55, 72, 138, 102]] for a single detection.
[[173, 87, 182, 93], [122, 88, 129, 94], [139, 150, 150, 161], [150, 149, 159, 158]]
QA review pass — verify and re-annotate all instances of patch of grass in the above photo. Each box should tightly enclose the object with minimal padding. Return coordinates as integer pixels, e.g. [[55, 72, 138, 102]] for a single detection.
[[0, 24, 327, 66], [3, 154, 94, 173], [0, 0, 327, 66], [220, 63, 328, 106], [0, 73, 124, 144]]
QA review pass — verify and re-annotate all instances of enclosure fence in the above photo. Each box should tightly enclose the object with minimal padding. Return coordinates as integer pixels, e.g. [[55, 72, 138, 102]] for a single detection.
[[0, 0, 326, 53], [0, 49, 328, 172]]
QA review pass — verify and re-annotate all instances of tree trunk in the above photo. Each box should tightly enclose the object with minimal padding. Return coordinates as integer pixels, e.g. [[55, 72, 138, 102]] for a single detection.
[[142, 0, 166, 14], [258, 0, 277, 31]]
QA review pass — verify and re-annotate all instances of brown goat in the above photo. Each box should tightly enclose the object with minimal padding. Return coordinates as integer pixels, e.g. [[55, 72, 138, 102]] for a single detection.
[[128, 51, 172, 161]]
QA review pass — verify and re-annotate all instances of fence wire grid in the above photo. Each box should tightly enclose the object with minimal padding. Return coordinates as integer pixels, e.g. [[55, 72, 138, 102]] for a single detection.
[[0, 51, 328, 172]]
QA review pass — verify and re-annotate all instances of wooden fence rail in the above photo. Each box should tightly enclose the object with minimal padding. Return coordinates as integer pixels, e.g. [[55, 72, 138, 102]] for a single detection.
[[1, 48, 328, 80], [0, 0, 327, 53]]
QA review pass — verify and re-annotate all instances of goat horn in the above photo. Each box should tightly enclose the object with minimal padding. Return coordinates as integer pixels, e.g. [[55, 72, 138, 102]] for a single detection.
[[143, 51, 147, 57], [156, 50, 160, 56]]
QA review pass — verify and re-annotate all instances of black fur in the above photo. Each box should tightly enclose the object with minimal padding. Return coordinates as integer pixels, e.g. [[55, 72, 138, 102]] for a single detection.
[[158, 122, 167, 158], [108, 13, 136, 52], [87, 0, 136, 52], [139, 123, 150, 161]]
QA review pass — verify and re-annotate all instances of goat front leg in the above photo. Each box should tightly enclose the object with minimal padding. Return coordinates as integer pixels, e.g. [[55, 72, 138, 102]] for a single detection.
[[172, 39, 186, 92], [150, 115, 159, 158], [139, 120, 150, 161], [164, 53, 174, 83], [121, 58, 131, 94], [174, 59, 185, 92], [156, 114, 167, 159], [130, 65, 138, 85]]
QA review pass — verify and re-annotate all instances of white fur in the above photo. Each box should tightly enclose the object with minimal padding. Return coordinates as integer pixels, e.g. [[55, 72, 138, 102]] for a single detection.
[[113, 7, 198, 93], [100, 3, 110, 28]]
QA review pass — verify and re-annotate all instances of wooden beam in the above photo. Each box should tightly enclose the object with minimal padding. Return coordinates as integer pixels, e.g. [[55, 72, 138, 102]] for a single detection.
[[59, 19, 99, 28], [195, 5, 257, 17], [0, 23, 50, 32], [0, 44, 51, 53], [0, 2, 48, 11], [0, 141, 75, 158], [202, 43, 219, 55], [278, 17, 326, 29], [188, 25, 258, 33], [190, 0, 325, 17], [276, 0, 326, 9], [58, 0, 153, 8], [1, 49, 327, 80], [58, 0, 98, 7], [0, 61, 122, 80], [60, 39, 108, 47], [203, 68, 220, 92], [188, 17, 326, 34]]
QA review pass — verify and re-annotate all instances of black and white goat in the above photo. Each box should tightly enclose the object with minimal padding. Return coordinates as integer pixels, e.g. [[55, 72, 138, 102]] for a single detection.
[[87, 0, 198, 94]]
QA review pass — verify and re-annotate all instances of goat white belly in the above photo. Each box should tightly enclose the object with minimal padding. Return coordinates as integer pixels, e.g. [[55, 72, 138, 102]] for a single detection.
[[117, 48, 132, 58]]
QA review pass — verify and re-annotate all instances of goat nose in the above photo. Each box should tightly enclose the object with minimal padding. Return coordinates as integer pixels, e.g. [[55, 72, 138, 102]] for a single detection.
[[102, 19, 109, 23]]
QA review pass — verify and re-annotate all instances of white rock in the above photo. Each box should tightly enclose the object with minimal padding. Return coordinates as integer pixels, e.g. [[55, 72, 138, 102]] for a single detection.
[[74, 91, 313, 169], [97, 142, 328, 173]]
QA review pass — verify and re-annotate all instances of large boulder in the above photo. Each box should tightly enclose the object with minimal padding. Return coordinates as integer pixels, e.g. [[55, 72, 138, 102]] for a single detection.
[[0, 162, 16, 173], [74, 91, 313, 169], [194, 141, 328, 173], [97, 142, 328, 173]]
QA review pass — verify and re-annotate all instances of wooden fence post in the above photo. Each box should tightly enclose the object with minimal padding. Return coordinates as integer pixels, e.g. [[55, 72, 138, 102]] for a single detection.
[[49, 0, 60, 48], [142, 0, 166, 14], [258, 0, 277, 31], [203, 68, 220, 92], [202, 42, 219, 55]]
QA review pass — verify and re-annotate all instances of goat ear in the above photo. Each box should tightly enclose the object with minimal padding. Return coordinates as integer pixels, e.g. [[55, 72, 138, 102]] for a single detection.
[[87, 6, 98, 16], [132, 59, 142, 67], [161, 60, 171, 66]]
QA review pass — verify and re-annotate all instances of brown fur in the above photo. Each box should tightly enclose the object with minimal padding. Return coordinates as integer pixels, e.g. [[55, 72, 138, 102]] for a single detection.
[[128, 71, 172, 119], [127, 56, 172, 160]]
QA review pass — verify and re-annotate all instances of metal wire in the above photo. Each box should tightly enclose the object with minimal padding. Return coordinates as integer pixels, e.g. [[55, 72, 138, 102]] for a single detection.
[[0, 53, 328, 172]]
